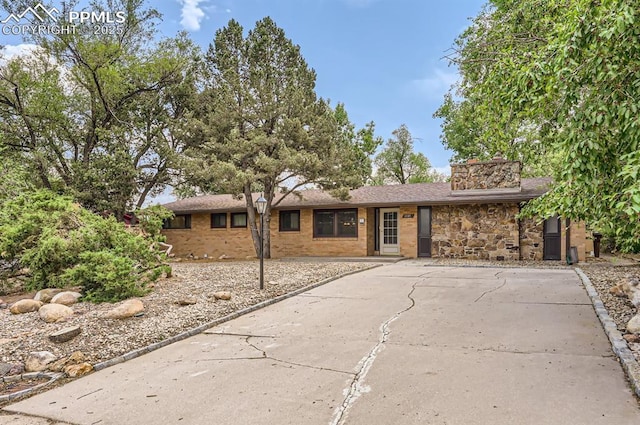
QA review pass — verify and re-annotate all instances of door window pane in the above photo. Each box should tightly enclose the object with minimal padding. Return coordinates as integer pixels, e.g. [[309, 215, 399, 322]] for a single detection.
[[544, 216, 560, 234]]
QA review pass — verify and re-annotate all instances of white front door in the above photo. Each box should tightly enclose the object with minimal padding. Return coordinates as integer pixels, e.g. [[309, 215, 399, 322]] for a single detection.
[[380, 208, 400, 255]]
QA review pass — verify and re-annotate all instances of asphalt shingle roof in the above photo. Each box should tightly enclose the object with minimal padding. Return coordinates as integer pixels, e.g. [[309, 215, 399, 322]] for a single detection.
[[162, 178, 552, 214]]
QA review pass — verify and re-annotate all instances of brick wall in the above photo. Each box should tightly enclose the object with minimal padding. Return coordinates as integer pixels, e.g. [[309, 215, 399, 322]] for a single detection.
[[271, 208, 368, 257], [399, 206, 418, 257], [164, 208, 371, 259], [162, 213, 256, 259]]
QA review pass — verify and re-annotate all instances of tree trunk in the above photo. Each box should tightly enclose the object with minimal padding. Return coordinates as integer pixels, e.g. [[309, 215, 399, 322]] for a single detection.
[[244, 185, 273, 259]]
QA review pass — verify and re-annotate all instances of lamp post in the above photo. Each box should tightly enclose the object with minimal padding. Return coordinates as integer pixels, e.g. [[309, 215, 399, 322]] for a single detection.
[[255, 195, 267, 290]]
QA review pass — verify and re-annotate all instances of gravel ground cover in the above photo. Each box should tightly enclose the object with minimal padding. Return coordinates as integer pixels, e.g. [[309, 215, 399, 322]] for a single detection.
[[580, 263, 639, 342], [0, 261, 372, 369]]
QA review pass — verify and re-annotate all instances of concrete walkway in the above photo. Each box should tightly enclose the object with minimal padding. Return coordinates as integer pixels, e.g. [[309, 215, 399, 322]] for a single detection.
[[3, 262, 640, 424]]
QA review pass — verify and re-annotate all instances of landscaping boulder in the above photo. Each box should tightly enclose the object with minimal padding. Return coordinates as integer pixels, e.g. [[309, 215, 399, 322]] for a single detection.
[[25, 351, 57, 372], [39, 303, 74, 323], [51, 291, 82, 306], [34, 288, 63, 303], [627, 314, 640, 334], [623, 333, 640, 344], [65, 362, 93, 378], [213, 291, 232, 301], [49, 326, 82, 343], [9, 299, 43, 314], [104, 299, 144, 319], [0, 362, 24, 377], [176, 297, 197, 306], [49, 351, 86, 372]]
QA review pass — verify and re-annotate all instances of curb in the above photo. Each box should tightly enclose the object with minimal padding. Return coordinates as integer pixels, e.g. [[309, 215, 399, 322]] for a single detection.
[[0, 372, 64, 403], [93, 263, 382, 371], [575, 267, 640, 398]]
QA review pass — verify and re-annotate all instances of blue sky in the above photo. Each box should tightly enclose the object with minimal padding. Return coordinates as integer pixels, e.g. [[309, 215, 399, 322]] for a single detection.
[[0, 0, 486, 172], [157, 0, 486, 172]]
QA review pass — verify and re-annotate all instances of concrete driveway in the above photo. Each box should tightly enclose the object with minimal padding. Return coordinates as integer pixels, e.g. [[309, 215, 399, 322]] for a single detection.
[[3, 262, 640, 424]]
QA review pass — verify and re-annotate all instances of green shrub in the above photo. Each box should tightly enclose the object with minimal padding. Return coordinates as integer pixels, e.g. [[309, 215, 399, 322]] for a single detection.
[[0, 189, 173, 302]]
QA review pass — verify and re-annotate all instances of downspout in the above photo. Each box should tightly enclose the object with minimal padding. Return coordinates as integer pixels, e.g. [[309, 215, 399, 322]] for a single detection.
[[565, 218, 571, 264]]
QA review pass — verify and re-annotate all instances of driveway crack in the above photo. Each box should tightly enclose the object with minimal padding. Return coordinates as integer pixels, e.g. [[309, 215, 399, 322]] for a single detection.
[[329, 280, 418, 425], [269, 358, 355, 376], [474, 278, 507, 303]]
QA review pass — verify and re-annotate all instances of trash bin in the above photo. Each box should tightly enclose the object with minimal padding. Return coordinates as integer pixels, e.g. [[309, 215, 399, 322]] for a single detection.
[[593, 232, 602, 258]]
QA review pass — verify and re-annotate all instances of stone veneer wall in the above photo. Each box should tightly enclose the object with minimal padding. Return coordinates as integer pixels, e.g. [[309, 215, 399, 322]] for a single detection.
[[519, 217, 544, 261], [431, 203, 522, 260], [451, 160, 521, 191]]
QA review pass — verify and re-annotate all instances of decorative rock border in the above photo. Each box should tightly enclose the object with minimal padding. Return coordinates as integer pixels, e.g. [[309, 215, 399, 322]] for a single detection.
[[93, 264, 382, 371], [0, 372, 64, 403], [575, 268, 640, 398]]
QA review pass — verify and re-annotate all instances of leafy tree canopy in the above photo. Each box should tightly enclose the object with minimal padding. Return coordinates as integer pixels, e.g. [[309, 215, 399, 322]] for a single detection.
[[0, 0, 199, 217], [182, 17, 378, 257], [436, 0, 640, 251], [373, 124, 445, 185]]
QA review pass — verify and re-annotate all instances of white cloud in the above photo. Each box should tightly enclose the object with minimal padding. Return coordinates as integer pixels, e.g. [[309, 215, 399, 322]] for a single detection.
[[410, 69, 459, 100], [434, 166, 451, 176], [180, 0, 207, 31], [1, 43, 40, 61]]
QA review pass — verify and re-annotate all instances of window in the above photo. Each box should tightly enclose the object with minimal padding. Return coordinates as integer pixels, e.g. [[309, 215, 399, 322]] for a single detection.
[[279, 210, 300, 232], [231, 212, 248, 228], [313, 209, 358, 238], [163, 214, 191, 229], [211, 213, 227, 228]]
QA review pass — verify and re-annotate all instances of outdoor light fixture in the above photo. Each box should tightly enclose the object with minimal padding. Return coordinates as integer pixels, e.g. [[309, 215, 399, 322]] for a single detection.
[[256, 195, 267, 290]]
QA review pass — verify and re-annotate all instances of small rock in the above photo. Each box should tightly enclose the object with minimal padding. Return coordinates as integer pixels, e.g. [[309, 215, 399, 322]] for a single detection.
[[176, 297, 197, 306], [0, 363, 24, 377], [627, 314, 640, 334], [0, 362, 24, 377], [49, 351, 86, 372], [25, 351, 57, 372], [623, 333, 640, 344], [104, 299, 144, 319], [213, 291, 232, 301], [49, 326, 82, 343], [9, 299, 43, 314], [51, 291, 82, 306], [218, 254, 227, 260], [39, 303, 74, 323], [34, 288, 63, 303], [0, 302, 8, 309], [64, 362, 93, 377]]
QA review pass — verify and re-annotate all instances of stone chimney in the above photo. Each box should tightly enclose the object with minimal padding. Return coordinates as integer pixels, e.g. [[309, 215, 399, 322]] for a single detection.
[[450, 156, 521, 192]]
